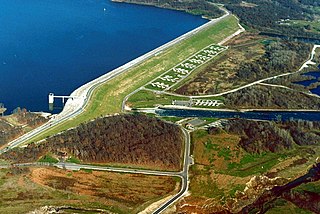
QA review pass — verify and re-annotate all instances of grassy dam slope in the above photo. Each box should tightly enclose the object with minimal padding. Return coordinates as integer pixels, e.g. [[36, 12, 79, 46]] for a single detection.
[[28, 15, 240, 143]]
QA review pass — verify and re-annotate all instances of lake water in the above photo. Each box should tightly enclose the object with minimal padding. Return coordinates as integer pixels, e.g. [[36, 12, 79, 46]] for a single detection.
[[159, 67, 320, 121], [0, 0, 207, 113], [293, 72, 320, 87], [293, 70, 320, 95]]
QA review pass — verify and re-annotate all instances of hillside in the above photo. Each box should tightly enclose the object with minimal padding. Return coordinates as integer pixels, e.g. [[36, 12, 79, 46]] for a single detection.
[[1, 114, 184, 171], [113, 0, 224, 18], [117, 0, 320, 39], [0, 167, 178, 214], [0, 108, 48, 147], [224, 85, 320, 110], [223, 0, 320, 39], [222, 119, 320, 153], [177, 119, 320, 213], [174, 35, 312, 96]]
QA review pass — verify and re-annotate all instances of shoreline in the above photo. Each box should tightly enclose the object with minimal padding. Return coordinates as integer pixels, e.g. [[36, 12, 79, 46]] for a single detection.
[[111, 0, 223, 20], [136, 105, 320, 114], [159, 105, 320, 113], [57, 11, 231, 120], [6, 9, 231, 149]]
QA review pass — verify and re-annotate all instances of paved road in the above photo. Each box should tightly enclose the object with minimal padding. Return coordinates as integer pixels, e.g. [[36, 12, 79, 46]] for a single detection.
[[146, 44, 319, 101], [55, 128, 192, 214], [4, 9, 231, 153], [2, 8, 231, 214], [54, 162, 183, 177], [52, 128, 192, 214], [6, 127, 192, 214], [153, 127, 191, 214]]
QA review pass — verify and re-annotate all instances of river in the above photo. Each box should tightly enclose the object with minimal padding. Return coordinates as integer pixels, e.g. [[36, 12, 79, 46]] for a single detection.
[[156, 109, 320, 121], [0, 0, 207, 113]]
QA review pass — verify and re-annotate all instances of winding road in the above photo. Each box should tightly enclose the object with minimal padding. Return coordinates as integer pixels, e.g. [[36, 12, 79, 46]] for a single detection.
[[7, 127, 191, 214], [5, 8, 231, 153], [129, 44, 320, 102], [1, 7, 234, 214]]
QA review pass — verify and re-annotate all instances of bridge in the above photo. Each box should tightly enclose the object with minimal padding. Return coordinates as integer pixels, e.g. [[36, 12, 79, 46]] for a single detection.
[[48, 93, 77, 104]]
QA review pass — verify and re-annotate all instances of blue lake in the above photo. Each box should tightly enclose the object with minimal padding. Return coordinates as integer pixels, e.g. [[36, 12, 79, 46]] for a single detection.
[[0, 0, 207, 113]]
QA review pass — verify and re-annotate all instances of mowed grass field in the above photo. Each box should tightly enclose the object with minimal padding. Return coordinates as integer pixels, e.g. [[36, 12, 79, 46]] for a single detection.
[[127, 89, 225, 109], [28, 15, 240, 143]]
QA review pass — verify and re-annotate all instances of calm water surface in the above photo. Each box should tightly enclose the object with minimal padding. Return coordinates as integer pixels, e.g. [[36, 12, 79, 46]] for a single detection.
[[293, 69, 320, 95], [0, 0, 207, 113], [157, 109, 320, 121]]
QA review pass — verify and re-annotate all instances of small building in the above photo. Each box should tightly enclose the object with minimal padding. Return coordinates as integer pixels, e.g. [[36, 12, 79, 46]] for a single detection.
[[172, 100, 192, 107], [186, 123, 195, 130]]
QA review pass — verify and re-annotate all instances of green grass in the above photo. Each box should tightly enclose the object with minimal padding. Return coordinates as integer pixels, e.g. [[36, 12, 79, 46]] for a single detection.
[[229, 184, 245, 197], [201, 117, 219, 124], [25, 15, 240, 144], [128, 90, 189, 108], [191, 179, 226, 199], [192, 129, 208, 139], [191, 129, 286, 177], [266, 198, 312, 214], [310, 6, 320, 14], [38, 154, 59, 163], [204, 142, 218, 151], [66, 156, 81, 164], [128, 89, 225, 109], [295, 180, 320, 194], [158, 116, 184, 122], [217, 147, 232, 161], [224, 152, 286, 177], [81, 168, 93, 173], [281, 19, 320, 33]]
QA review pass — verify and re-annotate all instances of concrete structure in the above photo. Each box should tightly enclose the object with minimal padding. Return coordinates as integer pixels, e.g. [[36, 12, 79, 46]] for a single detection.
[[172, 100, 192, 107], [0, 108, 6, 116], [48, 93, 76, 104]]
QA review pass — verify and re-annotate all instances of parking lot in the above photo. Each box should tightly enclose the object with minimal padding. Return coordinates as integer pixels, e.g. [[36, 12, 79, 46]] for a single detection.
[[146, 44, 227, 91]]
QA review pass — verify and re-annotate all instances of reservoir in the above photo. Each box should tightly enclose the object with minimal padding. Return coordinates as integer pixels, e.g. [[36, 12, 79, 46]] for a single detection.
[[0, 0, 207, 113]]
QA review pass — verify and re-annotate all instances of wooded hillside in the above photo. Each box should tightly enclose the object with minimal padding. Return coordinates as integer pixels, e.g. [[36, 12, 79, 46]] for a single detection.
[[116, 0, 224, 18], [2, 114, 184, 170], [224, 85, 320, 110], [120, 0, 320, 39], [220, 119, 320, 153]]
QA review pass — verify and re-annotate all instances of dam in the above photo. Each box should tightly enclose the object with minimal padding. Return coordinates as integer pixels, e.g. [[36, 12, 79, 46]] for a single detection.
[[48, 93, 76, 104]]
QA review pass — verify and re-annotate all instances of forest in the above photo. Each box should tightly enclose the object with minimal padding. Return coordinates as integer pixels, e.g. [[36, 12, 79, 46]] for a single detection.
[[117, 0, 224, 18], [222, 0, 320, 39], [218, 118, 320, 154], [121, 0, 320, 39], [234, 41, 311, 81], [1, 114, 184, 170], [224, 85, 320, 110]]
